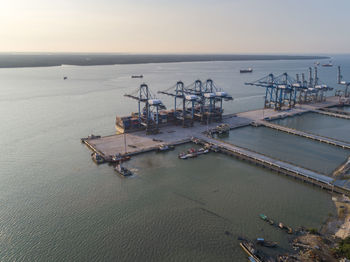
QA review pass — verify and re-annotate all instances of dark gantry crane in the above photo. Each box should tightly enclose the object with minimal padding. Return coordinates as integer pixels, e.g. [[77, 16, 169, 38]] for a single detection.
[[158, 81, 200, 127], [158, 79, 233, 125], [125, 83, 166, 134]]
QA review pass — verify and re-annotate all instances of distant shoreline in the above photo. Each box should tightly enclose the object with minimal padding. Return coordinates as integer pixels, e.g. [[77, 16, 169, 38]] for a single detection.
[[0, 54, 329, 68]]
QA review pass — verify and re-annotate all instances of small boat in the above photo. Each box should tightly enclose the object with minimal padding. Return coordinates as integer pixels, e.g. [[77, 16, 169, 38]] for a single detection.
[[314, 61, 320, 66], [259, 214, 267, 221], [131, 75, 143, 78], [197, 148, 209, 155], [91, 152, 105, 164], [115, 164, 133, 177], [240, 68, 253, 73], [256, 238, 277, 248], [178, 152, 197, 159], [157, 144, 175, 152]]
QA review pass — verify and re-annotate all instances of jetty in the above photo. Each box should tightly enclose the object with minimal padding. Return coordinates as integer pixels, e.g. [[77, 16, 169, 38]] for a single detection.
[[313, 109, 350, 120], [256, 120, 350, 149]]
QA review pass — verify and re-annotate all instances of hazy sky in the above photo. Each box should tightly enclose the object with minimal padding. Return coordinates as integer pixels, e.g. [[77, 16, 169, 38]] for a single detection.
[[1, 0, 349, 53]]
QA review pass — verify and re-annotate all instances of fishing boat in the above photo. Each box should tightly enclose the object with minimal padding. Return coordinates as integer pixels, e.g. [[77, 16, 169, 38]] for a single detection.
[[115, 164, 133, 177], [259, 214, 274, 225], [131, 75, 143, 78], [256, 238, 277, 248], [240, 68, 253, 73], [91, 152, 105, 164]]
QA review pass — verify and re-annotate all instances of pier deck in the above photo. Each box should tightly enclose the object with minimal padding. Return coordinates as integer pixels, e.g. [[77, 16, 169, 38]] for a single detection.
[[84, 115, 251, 157]]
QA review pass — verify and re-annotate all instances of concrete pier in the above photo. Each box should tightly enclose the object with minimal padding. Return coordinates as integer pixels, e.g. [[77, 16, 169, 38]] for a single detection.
[[82, 96, 350, 195], [313, 109, 350, 120]]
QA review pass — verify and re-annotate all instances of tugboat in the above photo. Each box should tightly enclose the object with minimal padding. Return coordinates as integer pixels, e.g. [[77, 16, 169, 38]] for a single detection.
[[115, 164, 133, 177], [91, 152, 105, 164]]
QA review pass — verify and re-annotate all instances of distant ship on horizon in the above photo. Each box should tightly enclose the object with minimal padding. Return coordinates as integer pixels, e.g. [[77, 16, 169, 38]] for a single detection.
[[322, 61, 333, 67], [240, 68, 253, 73]]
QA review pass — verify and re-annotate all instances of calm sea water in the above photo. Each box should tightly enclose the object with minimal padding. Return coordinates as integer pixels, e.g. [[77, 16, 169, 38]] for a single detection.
[[1, 55, 349, 261]]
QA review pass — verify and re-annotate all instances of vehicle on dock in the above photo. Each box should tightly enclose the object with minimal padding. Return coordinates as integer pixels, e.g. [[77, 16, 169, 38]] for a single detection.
[[115, 164, 133, 177], [157, 144, 175, 152], [240, 68, 253, 73], [91, 152, 105, 164], [256, 238, 277, 248]]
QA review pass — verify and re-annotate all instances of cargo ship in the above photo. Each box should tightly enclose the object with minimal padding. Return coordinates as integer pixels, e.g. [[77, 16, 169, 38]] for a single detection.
[[115, 110, 176, 134], [322, 61, 333, 67]]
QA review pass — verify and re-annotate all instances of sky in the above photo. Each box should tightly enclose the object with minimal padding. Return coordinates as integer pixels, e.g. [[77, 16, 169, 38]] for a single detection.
[[0, 0, 349, 54]]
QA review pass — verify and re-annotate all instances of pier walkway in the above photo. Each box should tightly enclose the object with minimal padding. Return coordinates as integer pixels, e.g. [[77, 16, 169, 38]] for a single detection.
[[313, 109, 350, 120], [194, 135, 350, 195], [256, 121, 350, 150], [320, 107, 350, 116]]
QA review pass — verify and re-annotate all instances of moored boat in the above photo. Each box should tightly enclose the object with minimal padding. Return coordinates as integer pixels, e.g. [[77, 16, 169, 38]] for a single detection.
[[178, 147, 209, 159], [157, 144, 175, 152], [115, 164, 133, 177]]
